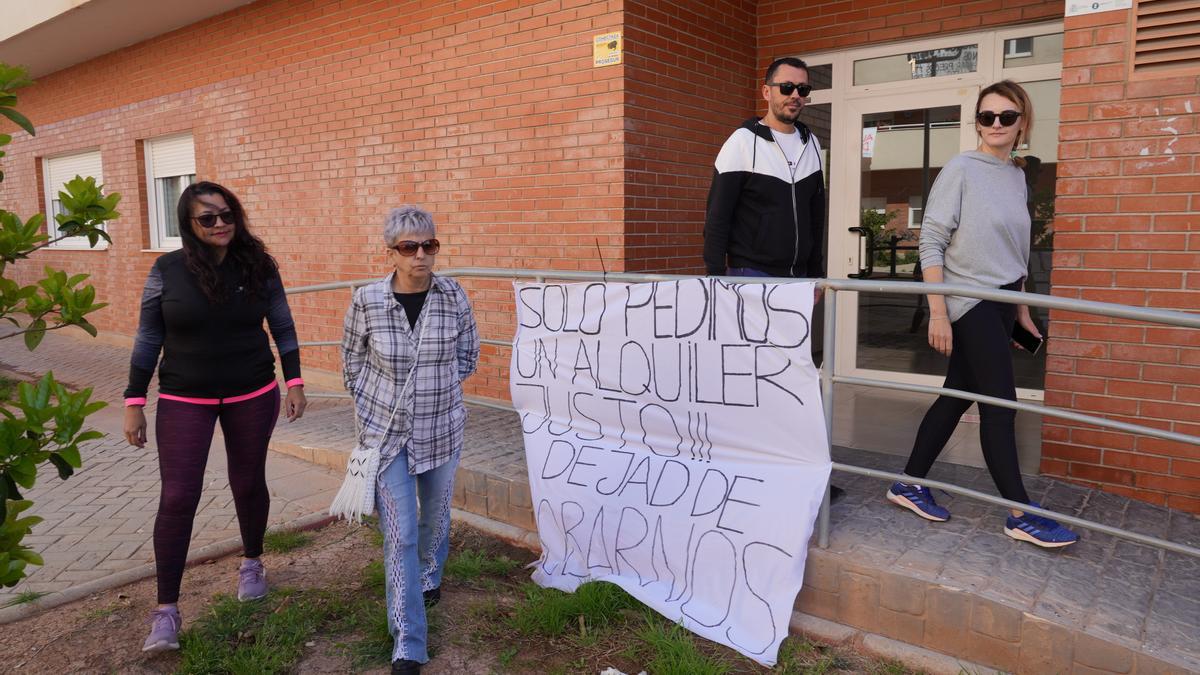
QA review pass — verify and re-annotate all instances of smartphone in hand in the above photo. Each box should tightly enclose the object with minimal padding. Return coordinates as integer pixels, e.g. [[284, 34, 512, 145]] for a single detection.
[[1011, 321, 1044, 355]]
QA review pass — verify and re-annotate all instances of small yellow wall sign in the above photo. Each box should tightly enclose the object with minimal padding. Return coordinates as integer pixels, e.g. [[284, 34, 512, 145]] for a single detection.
[[593, 32, 622, 67]]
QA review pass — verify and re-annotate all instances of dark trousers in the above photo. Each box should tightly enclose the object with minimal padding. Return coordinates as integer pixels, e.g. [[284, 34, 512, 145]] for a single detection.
[[153, 387, 280, 603], [904, 297, 1031, 504]]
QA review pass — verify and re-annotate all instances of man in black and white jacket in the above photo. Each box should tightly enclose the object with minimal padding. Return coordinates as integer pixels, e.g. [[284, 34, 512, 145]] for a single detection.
[[704, 57, 840, 500], [704, 56, 825, 286]]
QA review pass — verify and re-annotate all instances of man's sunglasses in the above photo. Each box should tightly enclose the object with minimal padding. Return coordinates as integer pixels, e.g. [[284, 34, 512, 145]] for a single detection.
[[390, 239, 440, 256], [769, 82, 812, 98], [192, 211, 236, 228], [975, 110, 1023, 127]]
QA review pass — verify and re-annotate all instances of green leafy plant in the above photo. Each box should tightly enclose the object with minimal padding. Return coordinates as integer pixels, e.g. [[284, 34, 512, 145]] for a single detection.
[[0, 62, 117, 587], [860, 208, 917, 268]]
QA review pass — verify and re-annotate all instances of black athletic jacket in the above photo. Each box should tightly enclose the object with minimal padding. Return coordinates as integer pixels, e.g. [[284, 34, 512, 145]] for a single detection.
[[703, 118, 826, 278], [123, 249, 301, 400]]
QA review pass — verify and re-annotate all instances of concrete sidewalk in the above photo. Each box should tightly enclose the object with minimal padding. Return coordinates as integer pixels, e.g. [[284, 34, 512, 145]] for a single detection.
[[0, 329, 343, 617]]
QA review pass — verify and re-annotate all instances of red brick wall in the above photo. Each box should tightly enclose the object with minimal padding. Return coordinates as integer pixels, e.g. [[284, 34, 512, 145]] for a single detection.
[[1, 0, 625, 401], [622, 0, 756, 273], [1042, 10, 1200, 513]]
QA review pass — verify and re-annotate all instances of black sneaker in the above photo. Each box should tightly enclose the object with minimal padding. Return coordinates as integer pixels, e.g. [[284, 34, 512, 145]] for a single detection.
[[423, 587, 440, 608], [392, 659, 421, 674]]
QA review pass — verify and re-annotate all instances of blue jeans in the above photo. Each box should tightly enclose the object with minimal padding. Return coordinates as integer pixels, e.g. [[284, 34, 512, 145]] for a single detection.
[[376, 450, 458, 663]]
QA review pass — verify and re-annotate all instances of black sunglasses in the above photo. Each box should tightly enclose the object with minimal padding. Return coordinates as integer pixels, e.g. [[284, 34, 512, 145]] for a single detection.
[[192, 211, 236, 228], [769, 82, 812, 98], [390, 239, 440, 256], [976, 110, 1023, 127]]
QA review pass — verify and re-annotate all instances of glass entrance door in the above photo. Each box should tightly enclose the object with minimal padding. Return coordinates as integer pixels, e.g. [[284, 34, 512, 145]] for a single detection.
[[832, 90, 976, 384], [855, 103, 962, 377]]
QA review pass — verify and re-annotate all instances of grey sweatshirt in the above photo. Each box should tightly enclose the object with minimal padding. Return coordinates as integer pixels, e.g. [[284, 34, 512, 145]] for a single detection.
[[919, 151, 1030, 322]]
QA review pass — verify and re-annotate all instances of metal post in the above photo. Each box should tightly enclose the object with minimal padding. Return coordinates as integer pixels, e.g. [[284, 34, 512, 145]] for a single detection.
[[818, 285, 836, 548]]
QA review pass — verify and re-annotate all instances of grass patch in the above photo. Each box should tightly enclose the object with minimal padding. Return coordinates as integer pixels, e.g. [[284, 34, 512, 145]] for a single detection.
[[333, 557, 390, 669], [773, 635, 879, 674], [509, 580, 640, 639], [83, 604, 120, 620], [158, 523, 924, 675], [637, 610, 731, 675], [346, 605, 393, 669], [444, 548, 521, 581], [262, 529, 313, 554], [177, 588, 350, 675], [362, 559, 385, 593], [2, 590, 49, 608], [497, 645, 519, 668]]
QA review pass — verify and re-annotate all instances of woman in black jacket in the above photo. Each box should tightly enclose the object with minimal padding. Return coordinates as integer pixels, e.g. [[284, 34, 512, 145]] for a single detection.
[[123, 181, 307, 651]]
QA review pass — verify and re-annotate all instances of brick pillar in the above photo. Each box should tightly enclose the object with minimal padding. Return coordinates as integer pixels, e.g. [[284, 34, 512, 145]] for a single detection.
[[1045, 10, 1200, 513]]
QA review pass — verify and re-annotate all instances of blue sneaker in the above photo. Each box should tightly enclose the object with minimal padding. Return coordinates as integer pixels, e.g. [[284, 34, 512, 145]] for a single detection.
[[1005, 503, 1079, 548], [887, 481, 950, 522]]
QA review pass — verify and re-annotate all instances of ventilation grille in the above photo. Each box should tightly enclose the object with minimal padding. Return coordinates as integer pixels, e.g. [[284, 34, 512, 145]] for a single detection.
[[1134, 0, 1200, 75]]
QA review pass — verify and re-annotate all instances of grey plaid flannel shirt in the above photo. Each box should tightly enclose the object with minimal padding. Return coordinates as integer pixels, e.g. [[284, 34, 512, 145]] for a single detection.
[[342, 273, 479, 475]]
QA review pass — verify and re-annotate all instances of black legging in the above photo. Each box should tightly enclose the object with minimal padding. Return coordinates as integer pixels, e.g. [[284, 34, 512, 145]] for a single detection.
[[904, 292, 1030, 504], [153, 387, 280, 603]]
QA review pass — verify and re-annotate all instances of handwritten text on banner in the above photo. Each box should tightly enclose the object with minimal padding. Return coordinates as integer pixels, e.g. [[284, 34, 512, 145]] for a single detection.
[[510, 279, 831, 666]]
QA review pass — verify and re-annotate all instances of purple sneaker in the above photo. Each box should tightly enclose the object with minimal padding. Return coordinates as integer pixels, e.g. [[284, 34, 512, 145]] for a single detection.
[[142, 606, 181, 652], [237, 558, 268, 601]]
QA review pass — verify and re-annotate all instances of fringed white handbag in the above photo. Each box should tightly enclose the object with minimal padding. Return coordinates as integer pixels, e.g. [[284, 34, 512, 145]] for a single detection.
[[327, 403, 398, 523], [330, 311, 428, 523]]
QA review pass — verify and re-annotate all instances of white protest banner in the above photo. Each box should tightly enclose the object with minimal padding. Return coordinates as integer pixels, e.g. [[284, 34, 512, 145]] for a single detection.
[[510, 279, 831, 666]]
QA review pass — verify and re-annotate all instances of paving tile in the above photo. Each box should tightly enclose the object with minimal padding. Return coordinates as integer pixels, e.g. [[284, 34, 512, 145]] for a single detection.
[[1149, 591, 1200, 630], [1084, 600, 1146, 645], [977, 572, 1043, 610], [1121, 501, 1172, 539], [1167, 510, 1200, 548]]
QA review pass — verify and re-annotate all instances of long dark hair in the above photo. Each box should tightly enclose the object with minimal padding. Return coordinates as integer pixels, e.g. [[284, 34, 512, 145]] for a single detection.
[[177, 181, 277, 303]]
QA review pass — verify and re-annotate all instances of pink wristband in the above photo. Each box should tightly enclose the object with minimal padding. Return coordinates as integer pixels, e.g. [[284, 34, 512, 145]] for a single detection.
[[125, 397, 147, 407], [285, 378, 305, 388]]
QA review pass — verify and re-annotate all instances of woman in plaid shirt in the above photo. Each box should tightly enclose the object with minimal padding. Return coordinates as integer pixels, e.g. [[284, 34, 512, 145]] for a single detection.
[[341, 205, 479, 675]]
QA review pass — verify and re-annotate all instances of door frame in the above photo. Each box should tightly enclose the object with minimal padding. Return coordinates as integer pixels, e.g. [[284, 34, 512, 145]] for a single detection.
[[802, 21, 1062, 401], [831, 89, 978, 389]]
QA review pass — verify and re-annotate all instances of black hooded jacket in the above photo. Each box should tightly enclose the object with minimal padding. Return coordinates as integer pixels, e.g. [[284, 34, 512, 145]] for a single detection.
[[703, 118, 826, 278]]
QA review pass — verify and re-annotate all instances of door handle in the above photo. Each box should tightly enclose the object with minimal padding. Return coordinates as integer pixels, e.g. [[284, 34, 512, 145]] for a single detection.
[[848, 226, 874, 279]]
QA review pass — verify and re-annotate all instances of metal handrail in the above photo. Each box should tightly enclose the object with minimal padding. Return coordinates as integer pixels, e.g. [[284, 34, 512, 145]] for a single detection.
[[287, 268, 1200, 559]]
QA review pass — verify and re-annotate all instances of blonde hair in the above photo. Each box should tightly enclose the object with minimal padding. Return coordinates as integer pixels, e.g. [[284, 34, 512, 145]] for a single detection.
[[976, 80, 1033, 168]]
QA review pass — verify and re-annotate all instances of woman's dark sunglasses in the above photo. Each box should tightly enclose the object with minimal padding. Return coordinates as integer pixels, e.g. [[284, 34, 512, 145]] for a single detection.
[[192, 211, 236, 228], [391, 239, 440, 256], [770, 82, 812, 98], [976, 110, 1022, 127]]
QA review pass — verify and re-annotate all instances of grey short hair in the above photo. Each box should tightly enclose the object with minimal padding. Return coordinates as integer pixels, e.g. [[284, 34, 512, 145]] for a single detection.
[[384, 205, 436, 246]]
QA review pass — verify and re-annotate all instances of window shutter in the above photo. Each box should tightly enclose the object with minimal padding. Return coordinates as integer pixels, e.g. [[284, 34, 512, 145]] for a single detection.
[[1134, 0, 1200, 75], [46, 151, 102, 190], [149, 133, 195, 178]]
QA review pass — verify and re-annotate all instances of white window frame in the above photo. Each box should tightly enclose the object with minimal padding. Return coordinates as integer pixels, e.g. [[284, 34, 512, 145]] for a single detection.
[[1004, 36, 1034, 59], [907, 197, 924, 230], [42, 149, 107, 250], [144, 132, 196, 250]]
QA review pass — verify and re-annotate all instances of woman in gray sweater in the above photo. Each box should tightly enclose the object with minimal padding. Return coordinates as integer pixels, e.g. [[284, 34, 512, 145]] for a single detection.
[[886, 80, 1078, 548]]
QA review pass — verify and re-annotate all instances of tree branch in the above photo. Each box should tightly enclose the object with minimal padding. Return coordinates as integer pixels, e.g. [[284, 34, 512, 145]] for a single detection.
[[0, 322, 73, 341]]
